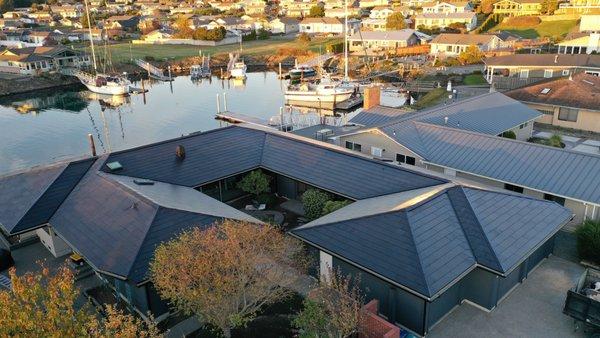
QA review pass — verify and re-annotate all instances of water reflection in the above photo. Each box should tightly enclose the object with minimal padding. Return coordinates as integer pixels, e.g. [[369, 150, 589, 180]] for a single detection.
[[0, 72, 356, 174]]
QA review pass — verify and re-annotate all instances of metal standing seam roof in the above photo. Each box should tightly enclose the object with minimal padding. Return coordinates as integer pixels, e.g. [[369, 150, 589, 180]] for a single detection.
[[291, 185, 572, 300], [349, 106, 414, 127], [102, 125, 447, 200], [411, 122, 600, 205]]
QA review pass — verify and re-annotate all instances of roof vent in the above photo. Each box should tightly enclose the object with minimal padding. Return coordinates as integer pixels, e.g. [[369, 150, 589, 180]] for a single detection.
[[176, 145, 186, 160], [106, 161, 122, 171], [133, 179, 154, 186], [540, 88, 551, 94], [444, 116, 448, 124]]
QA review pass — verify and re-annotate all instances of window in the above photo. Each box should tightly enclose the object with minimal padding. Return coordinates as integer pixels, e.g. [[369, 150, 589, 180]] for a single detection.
[[406, 156, 416, 165], [562, 69, 570, 76], [558, 107, 578, 122], [354, 143, 362, 152], [544, 193, 565, 206], [544, 69, 553, 78], [396, 154, 405, 163], [519, 69, 529, 78], [371, 146, 383, 157], [537, 107, 554, 115], [519, 122, 527, 129], [504, 183, 524, 193], [345, 141, 353, 149], [345, 141, 362, 152]]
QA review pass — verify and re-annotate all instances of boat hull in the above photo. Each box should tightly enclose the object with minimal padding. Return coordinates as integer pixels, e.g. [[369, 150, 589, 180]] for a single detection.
[[289, 70, 316, 80], [284, 90, 354, 103], [230, 69, 246, 79], [82, 82, 130, 95]]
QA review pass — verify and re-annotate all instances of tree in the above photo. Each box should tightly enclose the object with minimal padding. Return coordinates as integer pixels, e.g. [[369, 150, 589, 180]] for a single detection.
[[297, 32, 311, 43], [295, 269, 364, 338], [386, 12, 406, 30], [321, 200, 351, 216], [237, 169, 270, 197], [308, 5, 325, 17], [457, 45, 485, 65], [174, 16, 193, 38], [541, 0, 558, 14], [478, 0, 498, 14], [576, 220, 600, 265], [150, 220, 304, 338], [0, 265, 160, 337], [0, 0, 14, 14], [501, 130, 516, 139], [301, 189, 331, 220], [81, 13, 95, 29]]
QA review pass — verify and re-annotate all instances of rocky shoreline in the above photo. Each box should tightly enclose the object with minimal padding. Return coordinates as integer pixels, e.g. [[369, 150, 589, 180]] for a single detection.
[[0, 73, 83, 97]]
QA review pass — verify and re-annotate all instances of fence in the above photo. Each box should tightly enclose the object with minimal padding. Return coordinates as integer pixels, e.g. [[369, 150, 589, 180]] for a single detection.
[[395, 44, 430, 57], [359, 300, 400, 338]]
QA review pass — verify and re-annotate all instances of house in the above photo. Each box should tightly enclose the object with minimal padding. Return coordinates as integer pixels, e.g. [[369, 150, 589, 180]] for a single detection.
[[333, 88, 600, 228], [492, 0, 542, 16], [207, 16, 247, 31], [421, 0, 473, 13], [369, 6, 395, 18], [555, 0, 600, 14], [430, 33, 502, 56], [557, 33, 600, 55], [209, 0, 244, 12], [299, 17, 344, 34], [104, 15, 140, 37], [359, 0, 390, 7], [348, 29, 420, 52], [484, 54, 600, 89], [323, 7, 363, 17], [24, 31, 57, 46], [361, 18, 388, 31], [0, 124, 572, 335], [414, 12, 477, 31], [281, 0, 314, 17], [49, 5, 82, 18], [0, 46, 90, 75], [506, 73, 600, 133], [243, 0, 267, 15], [580, 15, 600, 32], [268, 17, 300, 34]]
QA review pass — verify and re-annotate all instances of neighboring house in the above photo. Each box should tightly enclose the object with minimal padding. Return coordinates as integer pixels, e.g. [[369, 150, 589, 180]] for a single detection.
[[299, 17, 344, 34], [243, 0, 267, 15], [25, 31, 57, 46], [268, 17, 300, 34], [334, 89, 600, 228], [492, 0, 542, 16], [361, 18, 388, 31], [580, 14, 600, 32], [556, 0, 600, 14], [0, 124, 572, 336], [430, 33, 501, 56], [209, 0, 244, 12], [348, 29, 420, 52], [422, 0, 473, 13], [369, 6, 395, 18], [323, 7, 363, 17], [557, 33, 600, 54], [104, 15, 140, 33], [50, 5, 82, 18], [208, 16, 247, 31], [506, 73, 600, 133], [359, 0, 390, 7], [484, 54, 600, 88], [414, 12, 477, 31], [283, 1, 314, 17], [0, 46, 90, 75]]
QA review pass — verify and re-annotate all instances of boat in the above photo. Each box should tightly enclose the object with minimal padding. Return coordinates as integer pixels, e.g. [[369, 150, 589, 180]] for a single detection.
[[230, 60, 247, 79], [289, 66, 317, 80], [284, 77, 354, 103], [77, 0, 130, 95], [190, 55, 211, 78]]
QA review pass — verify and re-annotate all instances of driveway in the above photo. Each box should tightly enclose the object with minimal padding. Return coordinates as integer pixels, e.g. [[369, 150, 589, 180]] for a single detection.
[[428, 256, 585, 338]]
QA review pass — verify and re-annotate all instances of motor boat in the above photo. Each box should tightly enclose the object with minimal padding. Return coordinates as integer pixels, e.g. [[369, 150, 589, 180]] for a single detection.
[[230, 61, 247, 79], [289, 66, 316, 80], [284, 76, 354, 103]]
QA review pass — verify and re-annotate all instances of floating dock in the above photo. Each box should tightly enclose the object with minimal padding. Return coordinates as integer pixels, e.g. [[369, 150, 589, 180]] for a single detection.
[[215, 111, 270, 127]]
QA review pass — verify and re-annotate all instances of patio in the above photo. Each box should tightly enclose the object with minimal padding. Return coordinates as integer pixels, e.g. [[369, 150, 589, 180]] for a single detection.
[[428, 256, 585, 338]]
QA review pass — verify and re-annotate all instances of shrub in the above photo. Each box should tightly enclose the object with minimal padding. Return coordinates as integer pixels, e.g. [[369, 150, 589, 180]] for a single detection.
[[257, 28, 270, 40], [296, 32, 311, 43], [501, 130, 516, 139], [326, 42, 344, 53], [256, 193, 277, 207], [237, 170, 270, 196], [308, 5, 325, 17], [321, 200, 351, 216], [301, 189, 330, 220], [505, 16, 541, 27], [576, 220, 600, 264], [548, 134, 563, 148]]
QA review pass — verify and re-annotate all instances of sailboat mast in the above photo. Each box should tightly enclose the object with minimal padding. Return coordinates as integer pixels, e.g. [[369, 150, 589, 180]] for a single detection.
[[344, 0, 348, 80], [83, 0, 97, 73]]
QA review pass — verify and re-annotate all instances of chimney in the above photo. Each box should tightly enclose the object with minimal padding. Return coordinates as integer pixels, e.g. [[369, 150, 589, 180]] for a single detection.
[[176, 145, 186, 160], [363, 86, 381, 110], [554, 54, 559, 63]]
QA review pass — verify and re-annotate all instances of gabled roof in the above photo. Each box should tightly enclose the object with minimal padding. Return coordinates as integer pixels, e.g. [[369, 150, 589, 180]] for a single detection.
[[0, 158, 94, 235], [348, 29, 418, 42], [102, 125, 446, 199], [350, 105, 413, 126], [431, 33, 497, 45], [50, 159, 259, 284], [506, 73, 600, 111], [291, 184, 572, 299], [484, 54, 600, 68]]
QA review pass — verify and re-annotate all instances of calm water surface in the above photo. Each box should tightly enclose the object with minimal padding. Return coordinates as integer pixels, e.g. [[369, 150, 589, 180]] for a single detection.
[[0, 72, 295, 174]]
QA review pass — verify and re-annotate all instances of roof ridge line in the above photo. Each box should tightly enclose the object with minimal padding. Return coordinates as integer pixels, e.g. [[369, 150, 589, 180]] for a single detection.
[[447, 186, 504, 272]]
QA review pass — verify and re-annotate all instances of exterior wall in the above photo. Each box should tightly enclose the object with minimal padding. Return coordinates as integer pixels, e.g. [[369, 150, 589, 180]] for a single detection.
[[349, 35, 418, 52], [336, 131, 423, 165], [506, 120, 533, 140], [526, 102, 600, 133], [36, 226, 71, 258], [319, 251, 333, 282], [299, 23, 343, 34], [415, 15, 477, 30], [493, 0, 542, 16]]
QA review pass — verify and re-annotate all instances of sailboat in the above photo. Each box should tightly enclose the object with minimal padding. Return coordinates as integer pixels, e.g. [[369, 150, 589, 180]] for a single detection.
[[76, 0, 130, 95], [284, 0, 355, 104]]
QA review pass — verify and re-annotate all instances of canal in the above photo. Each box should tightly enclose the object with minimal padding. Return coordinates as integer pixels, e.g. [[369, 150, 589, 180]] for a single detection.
[[0, 72, 331, 174]]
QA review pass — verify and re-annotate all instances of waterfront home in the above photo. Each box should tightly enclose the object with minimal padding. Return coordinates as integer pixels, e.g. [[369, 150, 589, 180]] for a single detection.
[[506, 73, 600, 134], [557, 33, 600, 54], [0, 46, 90, 75], [333, 88, 600, 228], [429, 33, 501, 57], [0, 124, 572, 335], [268, 17, 300, 34], [484, 54, 600, 89], [299, 17, 345, 34], [414, 12, 477, 31], [421, 0, 473, 13], [348, 29, 420, 53], [492, 0, 542, 16], [555, 0, 600, 14]]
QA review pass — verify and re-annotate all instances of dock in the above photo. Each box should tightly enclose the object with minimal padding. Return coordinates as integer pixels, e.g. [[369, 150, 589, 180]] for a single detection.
[[215, 111, 270, 127], [335, 95, 363, 110], [134, 59, 173, 82]]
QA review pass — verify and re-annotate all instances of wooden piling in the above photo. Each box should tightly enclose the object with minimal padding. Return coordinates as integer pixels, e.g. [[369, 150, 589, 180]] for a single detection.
[[88, 133, 96, 156]]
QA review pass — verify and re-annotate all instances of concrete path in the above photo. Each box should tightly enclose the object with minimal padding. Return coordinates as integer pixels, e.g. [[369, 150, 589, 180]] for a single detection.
[[428, 256, 585, 338]]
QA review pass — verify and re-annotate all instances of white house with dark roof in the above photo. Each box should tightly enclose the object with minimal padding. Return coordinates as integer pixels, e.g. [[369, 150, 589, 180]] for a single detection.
[[430, 33, 502, 56], [348, 29, 420, 52], [415, 11, 477, 31]]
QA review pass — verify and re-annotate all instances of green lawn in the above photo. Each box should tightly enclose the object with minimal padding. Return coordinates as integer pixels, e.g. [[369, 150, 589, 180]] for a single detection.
[[76, 37, 342, 65], [463, 74, 487, 85], [491, 19, 578, 39], [413, 88, 448, 109]]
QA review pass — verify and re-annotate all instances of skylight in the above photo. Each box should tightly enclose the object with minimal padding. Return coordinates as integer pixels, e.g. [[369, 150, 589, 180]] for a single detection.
[[540, 88, 551, 94], [106, 161, 123, 171]]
